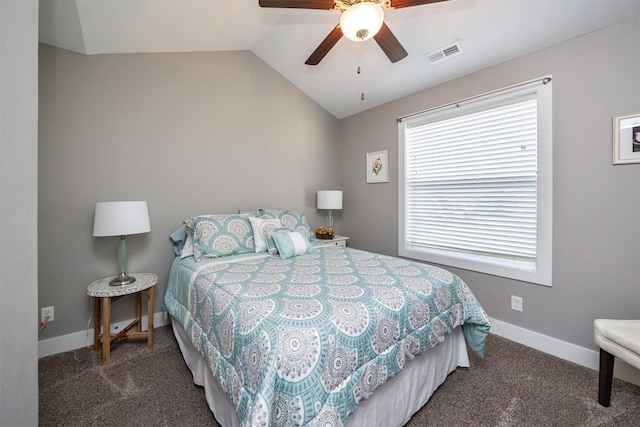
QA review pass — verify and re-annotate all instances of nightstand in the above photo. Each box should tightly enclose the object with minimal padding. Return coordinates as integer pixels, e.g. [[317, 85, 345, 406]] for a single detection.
[[87, 273, 157, 365], [323, 235, 349, 247]]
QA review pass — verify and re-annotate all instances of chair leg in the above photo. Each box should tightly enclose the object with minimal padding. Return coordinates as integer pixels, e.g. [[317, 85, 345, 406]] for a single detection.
[[598, 348, 615, 407]]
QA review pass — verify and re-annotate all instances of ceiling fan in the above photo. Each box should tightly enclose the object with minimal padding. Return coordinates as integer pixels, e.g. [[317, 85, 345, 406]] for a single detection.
[[259, 0, 450, 65]]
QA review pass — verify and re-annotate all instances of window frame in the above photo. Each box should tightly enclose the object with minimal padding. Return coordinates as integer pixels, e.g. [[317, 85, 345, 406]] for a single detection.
[[398, 78, 553, 286]]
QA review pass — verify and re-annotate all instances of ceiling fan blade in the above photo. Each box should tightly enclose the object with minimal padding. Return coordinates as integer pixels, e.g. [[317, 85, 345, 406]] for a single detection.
[[305, 25, 343, 65], [374, 22, 408, 63], [390, 0, 449, 9], [259, 0, 336, 9]]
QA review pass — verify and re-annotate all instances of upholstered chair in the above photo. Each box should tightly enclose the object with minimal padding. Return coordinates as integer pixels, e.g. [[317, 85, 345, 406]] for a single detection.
[[593, 319, 640, 406]]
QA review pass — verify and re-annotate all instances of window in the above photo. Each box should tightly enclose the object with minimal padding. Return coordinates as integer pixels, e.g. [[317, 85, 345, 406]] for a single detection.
[[398, 78, 552, 286]]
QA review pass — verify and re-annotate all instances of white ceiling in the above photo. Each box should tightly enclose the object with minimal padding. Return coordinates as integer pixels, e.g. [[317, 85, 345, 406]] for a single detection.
[[39, 0, 640, 119]]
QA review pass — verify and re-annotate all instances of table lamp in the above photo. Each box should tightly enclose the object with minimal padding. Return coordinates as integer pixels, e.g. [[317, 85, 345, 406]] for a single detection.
[[317, 190, 343, 229], [93, 201, 151, 286]]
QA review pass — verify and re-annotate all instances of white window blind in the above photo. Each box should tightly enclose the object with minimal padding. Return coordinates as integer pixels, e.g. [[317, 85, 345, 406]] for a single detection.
[[399, 78, 552, 286], [406, 97, 537, 260]]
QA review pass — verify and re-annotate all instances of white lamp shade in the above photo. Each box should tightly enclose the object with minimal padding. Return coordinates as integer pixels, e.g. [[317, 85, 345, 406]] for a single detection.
[[340, 2, 384, 42], [93, 201, 151, 237], [317, 191, 343, 210]]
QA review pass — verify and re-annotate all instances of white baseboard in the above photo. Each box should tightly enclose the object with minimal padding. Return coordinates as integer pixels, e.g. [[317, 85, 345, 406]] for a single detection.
[[38, 313, 639, 386], [38, 311, 169, 358], [489, 317, 640, 386]]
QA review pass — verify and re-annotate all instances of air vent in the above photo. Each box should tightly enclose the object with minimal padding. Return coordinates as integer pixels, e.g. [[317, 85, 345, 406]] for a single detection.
[[425, 41, 464, 65]]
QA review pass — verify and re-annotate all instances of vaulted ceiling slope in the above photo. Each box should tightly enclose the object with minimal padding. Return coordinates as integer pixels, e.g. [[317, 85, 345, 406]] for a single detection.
[[39, 0, 640, 119]]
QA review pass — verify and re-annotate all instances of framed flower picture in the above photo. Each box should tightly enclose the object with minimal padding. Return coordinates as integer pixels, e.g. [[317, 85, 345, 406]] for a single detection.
[[613, 113, 640, 164], [366, 150, 389, 183]]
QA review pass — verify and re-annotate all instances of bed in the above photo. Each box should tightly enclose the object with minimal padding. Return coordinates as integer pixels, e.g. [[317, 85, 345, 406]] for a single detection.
[[164, 210, 491, 427]]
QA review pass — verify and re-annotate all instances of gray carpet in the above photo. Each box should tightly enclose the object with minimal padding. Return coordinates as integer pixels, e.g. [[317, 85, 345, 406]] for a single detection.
[[39, 325, 640, 426]]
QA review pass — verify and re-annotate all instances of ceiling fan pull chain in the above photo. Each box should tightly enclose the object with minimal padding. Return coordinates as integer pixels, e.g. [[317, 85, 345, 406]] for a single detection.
[[358, 46, 365, 101], [361, 64, 365, 101]]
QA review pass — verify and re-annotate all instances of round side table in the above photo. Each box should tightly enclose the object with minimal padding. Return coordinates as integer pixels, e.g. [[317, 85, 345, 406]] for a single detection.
[[87, 273, 157, 365]]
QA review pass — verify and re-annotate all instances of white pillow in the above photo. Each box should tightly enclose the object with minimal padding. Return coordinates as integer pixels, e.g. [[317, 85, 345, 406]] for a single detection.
[[249, 217, 282, 253], [180, 231, 194, 258]]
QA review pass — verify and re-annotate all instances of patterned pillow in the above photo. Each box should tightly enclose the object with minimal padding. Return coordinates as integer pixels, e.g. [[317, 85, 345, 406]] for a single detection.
[[265, 227, 289, 255], [271, 231, 314, 259], [249, 216, 282, 253], [257, 208, 316, 241], [184, 214, 254, 261]]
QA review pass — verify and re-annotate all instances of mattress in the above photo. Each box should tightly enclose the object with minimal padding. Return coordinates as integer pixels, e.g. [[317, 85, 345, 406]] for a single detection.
[[171, 318, 469, 427], [164, 245, 490, 426]]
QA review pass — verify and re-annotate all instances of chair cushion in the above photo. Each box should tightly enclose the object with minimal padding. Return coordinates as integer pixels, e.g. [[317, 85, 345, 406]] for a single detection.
[[594, 319, 640, 370]]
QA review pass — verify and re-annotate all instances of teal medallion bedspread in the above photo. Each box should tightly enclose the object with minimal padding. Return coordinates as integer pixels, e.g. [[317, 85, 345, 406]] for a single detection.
[[164, 246, 490, 427]]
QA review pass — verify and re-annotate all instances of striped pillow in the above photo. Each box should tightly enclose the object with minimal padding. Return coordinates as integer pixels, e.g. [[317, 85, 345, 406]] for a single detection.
[[271, 231, 314, 259]]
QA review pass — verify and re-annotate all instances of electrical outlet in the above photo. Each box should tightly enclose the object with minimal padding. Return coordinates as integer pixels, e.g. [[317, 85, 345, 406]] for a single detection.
[[511, 296, 523, 312], [41, 306, 55, 322]]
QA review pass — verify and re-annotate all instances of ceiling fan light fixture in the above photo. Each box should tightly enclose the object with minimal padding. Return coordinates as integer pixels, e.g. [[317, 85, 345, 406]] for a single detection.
[[340, 2, 384, 42]]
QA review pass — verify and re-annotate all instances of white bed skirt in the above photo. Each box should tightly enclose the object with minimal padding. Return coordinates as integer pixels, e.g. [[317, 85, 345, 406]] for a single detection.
[[171, 319, 469, 427]]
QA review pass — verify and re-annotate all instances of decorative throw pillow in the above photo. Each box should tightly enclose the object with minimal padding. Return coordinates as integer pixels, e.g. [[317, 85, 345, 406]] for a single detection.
[[169, 224, 187, 256], [257, 208, 316, 241], [249, 216, 282, 253], [184, 214, 254, 261], [265, 227, 288, 255], [271, 231, 314, 259]]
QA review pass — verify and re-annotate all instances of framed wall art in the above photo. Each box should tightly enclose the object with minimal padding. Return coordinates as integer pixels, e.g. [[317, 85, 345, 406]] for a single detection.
[[613, 113, 640, 164], [366, 150, 389, 183]]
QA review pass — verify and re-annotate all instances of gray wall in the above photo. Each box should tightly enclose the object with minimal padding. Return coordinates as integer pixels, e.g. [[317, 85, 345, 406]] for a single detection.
[[340, 17, 640, 351], [38, 46, 341, 338], [0, 0, 39, 425], [38, 17, 640, 358]]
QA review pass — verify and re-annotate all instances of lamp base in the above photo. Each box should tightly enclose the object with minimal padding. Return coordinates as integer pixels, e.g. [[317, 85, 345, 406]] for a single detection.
[[326, 210, 334, 229], [109, 273, 136, 286]]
